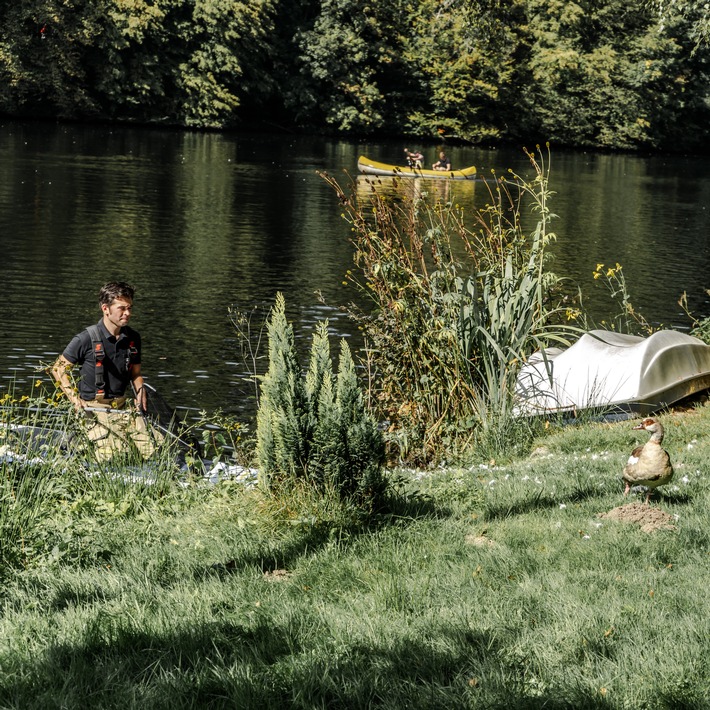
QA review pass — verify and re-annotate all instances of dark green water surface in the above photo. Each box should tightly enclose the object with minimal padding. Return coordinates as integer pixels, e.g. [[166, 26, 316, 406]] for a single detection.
[[1, 121, 709, 417]]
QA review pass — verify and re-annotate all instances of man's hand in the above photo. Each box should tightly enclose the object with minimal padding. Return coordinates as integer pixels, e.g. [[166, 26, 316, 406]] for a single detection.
[[131, 366, 147, 413], [134, 386, 147, 413]]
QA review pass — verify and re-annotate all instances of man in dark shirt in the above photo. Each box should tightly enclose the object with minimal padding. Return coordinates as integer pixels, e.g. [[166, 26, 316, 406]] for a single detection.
[[432, 150, 451, 171], [51, 282, 158, 459]]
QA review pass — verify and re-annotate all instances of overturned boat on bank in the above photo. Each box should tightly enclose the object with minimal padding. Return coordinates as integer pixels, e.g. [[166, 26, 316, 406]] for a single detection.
[[515, 329, 710, 416]]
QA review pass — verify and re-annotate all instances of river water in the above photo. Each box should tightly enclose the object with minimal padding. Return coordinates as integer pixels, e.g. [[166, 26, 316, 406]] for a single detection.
[[1, 120, 709, 418]]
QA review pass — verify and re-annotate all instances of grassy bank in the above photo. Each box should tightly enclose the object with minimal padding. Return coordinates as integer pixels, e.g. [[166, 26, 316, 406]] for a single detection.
[[1, 405, 709, 709]]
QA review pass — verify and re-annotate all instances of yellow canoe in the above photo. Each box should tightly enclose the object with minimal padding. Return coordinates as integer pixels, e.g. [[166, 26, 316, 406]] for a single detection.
[[357, 155, 476, 180]]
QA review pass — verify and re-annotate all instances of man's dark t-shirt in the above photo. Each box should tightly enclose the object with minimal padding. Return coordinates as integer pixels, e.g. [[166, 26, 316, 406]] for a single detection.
[[62, 320, 142, 401]]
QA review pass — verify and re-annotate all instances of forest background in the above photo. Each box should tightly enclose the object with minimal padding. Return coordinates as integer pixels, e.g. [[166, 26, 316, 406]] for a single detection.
[[1, 0, 709, 152]]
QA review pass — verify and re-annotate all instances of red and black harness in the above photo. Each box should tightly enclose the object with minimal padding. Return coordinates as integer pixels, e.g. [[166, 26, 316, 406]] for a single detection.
[[86, 325, 138, 398]]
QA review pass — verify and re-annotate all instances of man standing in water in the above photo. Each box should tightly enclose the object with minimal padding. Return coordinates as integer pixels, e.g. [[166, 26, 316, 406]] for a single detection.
[[51, 281, 158, 460]]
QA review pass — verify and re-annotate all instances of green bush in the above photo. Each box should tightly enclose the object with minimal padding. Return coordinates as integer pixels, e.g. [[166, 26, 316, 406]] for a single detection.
[[322, 147, 579, 465], [256, 294, 386, 508]]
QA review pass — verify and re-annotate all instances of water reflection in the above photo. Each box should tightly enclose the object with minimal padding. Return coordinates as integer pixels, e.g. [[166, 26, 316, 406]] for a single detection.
[[0, 124, 360, 416], [353, 172, 484, 208], [355, 174, 459, 205]]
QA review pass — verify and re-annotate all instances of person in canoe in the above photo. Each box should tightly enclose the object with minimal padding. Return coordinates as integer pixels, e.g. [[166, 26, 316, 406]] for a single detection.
[[432, 150, 451, 171], [404, 148, 424, 169], [50, 281, 162, 460]]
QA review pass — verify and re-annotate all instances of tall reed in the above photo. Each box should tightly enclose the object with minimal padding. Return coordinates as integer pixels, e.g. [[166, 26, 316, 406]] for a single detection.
[[0, 390, 74, 568], [0, 385, 181, 571]]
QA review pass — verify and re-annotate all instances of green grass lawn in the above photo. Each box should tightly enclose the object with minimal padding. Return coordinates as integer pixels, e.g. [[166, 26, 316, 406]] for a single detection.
[[1, 407, 709, 709]]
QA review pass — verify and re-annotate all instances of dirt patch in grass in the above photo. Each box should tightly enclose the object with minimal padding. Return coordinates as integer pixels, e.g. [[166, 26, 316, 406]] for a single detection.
[[465, 533, 497, 548], [598, 503, 677, 533]]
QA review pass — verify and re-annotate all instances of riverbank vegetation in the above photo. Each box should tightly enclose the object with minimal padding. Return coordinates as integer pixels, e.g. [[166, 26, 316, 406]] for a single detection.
[[1, 0, 709, 151], [2, 387, 709, 707], [323, 144, 708, 467], [324, 147, 587, 464]]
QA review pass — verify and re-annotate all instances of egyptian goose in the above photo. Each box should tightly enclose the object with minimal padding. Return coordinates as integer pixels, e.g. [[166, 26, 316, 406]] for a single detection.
[[623, 417, 674, 504]]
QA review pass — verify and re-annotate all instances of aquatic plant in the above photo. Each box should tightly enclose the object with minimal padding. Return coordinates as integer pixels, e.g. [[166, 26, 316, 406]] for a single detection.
[[589, 262, 656, 334], [679, 289, 710, 344]]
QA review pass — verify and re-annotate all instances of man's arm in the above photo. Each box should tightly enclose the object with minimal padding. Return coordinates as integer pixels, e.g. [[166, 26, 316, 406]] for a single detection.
[[130, 364, 147, 412], [50, 355, 84, 410]]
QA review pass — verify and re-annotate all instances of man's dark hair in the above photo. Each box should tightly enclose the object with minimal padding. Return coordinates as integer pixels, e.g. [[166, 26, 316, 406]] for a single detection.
[[99, 281, 135, 307]]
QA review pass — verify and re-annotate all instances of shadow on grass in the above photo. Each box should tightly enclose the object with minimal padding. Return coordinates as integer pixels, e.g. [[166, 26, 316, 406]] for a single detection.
[[655, 490, 694, 506], [484, 489, 558, 521], [0, 615, 616, 710], [204, 487, 443, 579], [483, 482, 604, 521]]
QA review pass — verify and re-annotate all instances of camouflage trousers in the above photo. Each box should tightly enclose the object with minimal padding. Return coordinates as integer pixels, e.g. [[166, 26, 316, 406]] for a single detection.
[[82, 397, 164, 461]]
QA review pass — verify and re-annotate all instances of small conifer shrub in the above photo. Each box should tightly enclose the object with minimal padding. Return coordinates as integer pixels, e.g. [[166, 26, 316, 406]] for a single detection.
[[256, 294, 386, 507]]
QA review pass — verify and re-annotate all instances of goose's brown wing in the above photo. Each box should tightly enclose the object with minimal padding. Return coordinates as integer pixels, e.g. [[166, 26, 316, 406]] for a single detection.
[[623, 445, 645, 482]]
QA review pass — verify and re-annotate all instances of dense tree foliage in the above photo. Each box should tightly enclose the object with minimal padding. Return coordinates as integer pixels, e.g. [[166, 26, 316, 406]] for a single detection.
[[289, 0, 399, 132], [1, 0, 708, 150], [0, 0, 276, 128], [518, 0, 710, 150]]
